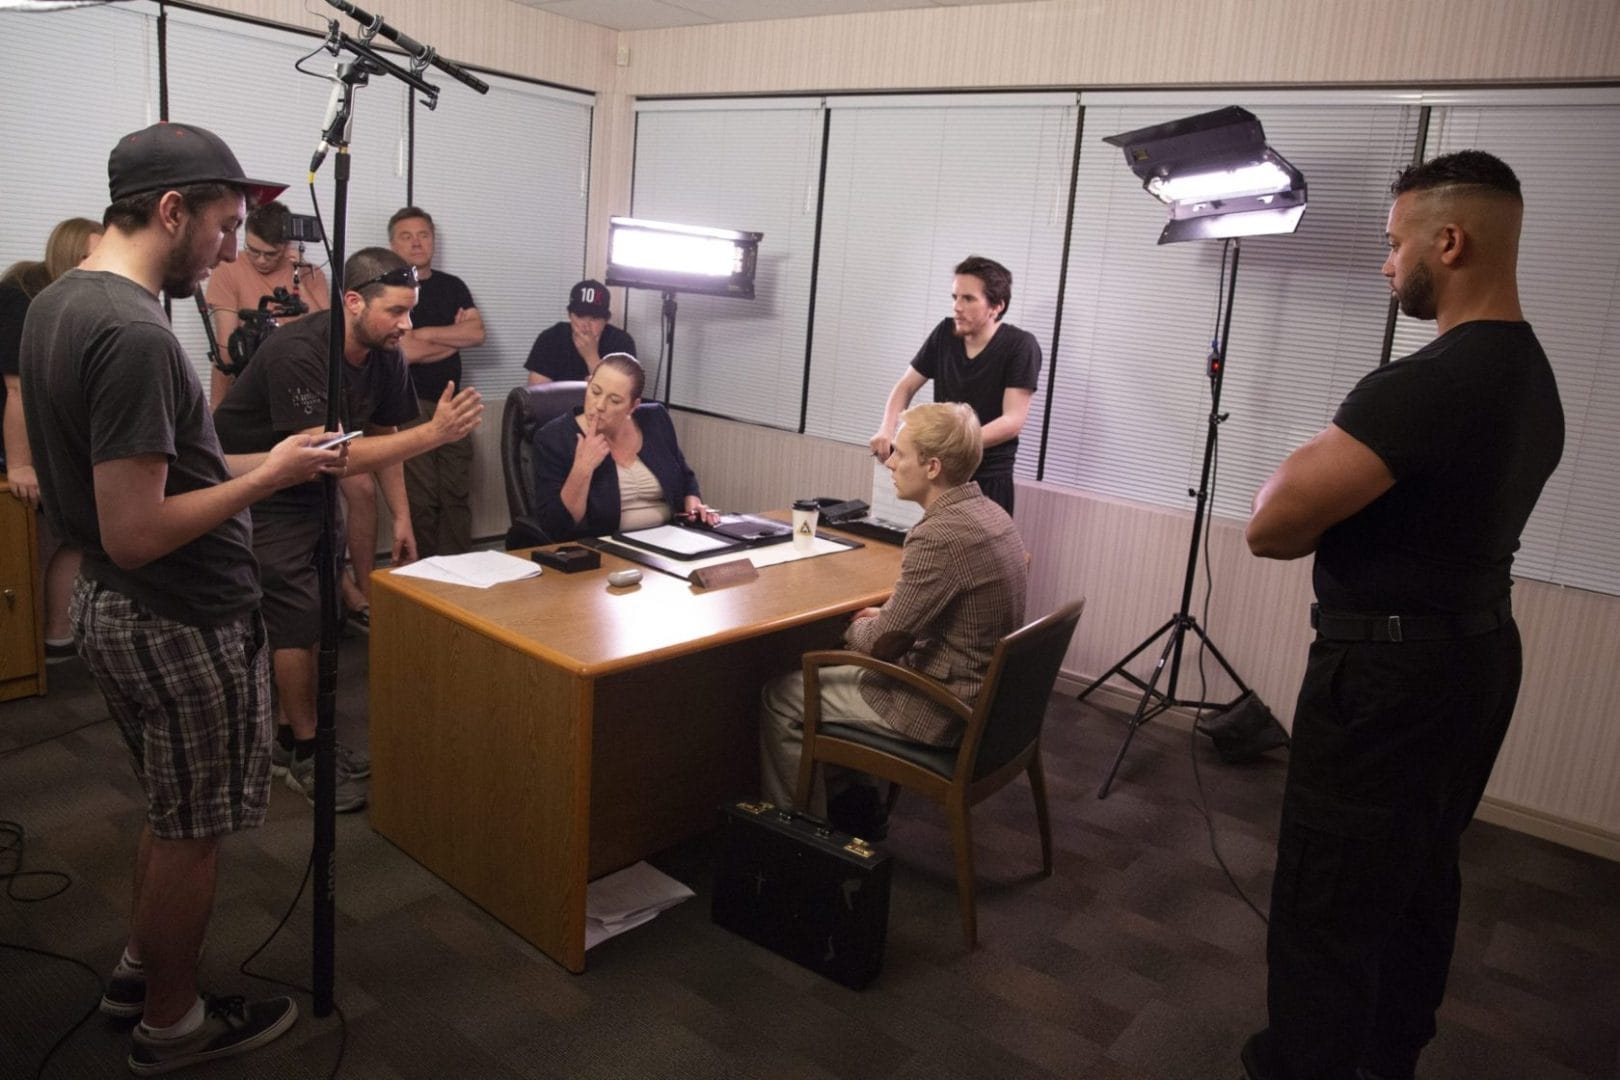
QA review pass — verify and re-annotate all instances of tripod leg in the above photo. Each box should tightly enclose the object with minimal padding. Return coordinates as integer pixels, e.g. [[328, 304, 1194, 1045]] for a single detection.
[[1183, 618, 1253, 698], [1098, 622, 1185, 799], [1077, 616, 1178, 702]]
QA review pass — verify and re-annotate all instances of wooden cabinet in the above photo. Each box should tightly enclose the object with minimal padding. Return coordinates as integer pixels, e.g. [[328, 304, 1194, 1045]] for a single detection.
[[0, 477, 45, 700]]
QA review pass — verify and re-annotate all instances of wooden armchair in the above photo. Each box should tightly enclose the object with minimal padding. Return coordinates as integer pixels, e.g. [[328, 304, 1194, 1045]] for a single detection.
[[794, 598, 1085, 947]]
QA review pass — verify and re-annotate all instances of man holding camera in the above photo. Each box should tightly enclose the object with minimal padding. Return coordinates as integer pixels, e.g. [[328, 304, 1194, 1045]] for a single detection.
[[204, 199, 327, 406], [214, 247, 484, 812]]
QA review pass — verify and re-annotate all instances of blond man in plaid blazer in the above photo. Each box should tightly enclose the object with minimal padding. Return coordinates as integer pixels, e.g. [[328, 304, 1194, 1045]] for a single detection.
[[760, 402, 1028, 818]]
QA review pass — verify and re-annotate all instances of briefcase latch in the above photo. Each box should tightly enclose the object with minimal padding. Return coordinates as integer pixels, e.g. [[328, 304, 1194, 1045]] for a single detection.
[[843, 838, 877, 859]]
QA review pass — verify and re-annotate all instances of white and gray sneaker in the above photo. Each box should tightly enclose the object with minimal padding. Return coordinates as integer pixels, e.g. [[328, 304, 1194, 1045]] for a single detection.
[[282, 749, 369, 813], [271, 739, 370, 780], [129, 994, 298, 1076]]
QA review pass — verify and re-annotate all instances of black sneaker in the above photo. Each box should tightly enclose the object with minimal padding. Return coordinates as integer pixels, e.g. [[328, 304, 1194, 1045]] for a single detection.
[[346, 607, 371, 634], [100, 965, 145, 1019], [128, 994, 297, 1075]]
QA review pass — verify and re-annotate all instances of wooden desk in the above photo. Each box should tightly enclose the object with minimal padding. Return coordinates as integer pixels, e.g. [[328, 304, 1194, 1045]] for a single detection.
[[368, 532, 902, 972], [0, 477, 46, 701]]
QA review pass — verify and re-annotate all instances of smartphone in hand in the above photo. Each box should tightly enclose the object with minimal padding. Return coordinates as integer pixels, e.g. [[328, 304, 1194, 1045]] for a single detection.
[[314, 430, 363, 449]]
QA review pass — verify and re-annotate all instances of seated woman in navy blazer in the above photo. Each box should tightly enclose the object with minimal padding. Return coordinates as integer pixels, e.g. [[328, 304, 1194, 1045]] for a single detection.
[[531, 352, 716, 541]]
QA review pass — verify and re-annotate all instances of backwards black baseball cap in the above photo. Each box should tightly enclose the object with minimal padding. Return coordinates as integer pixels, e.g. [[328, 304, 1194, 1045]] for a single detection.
[[568, 279, 612, 319], [108, 122, 287, 209]]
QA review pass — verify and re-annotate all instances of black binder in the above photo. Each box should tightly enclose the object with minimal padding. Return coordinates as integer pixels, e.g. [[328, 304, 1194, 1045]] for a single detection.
[[712, 801, 892, 989]]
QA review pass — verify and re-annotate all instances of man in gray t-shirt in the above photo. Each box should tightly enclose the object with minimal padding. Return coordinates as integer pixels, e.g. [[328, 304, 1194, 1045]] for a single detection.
[[19, 122, 342, 1075]]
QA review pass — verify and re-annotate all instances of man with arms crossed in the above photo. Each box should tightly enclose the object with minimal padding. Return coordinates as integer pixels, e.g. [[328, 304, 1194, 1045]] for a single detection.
[[389, 206, 484, 556], [869, 256, 1039, 517], [1242, 151, 1563, 1080], [214, 247, 484, 813], [761, 403, 1027, 836], [20, 122, 344, 1074]]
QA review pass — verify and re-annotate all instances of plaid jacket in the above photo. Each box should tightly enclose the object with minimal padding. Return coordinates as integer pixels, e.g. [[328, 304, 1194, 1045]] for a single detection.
[[846, 482, 1028, 746]]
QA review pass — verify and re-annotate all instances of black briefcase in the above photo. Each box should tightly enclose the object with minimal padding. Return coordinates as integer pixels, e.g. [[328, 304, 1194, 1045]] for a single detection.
[[712, 801, 892, 989]]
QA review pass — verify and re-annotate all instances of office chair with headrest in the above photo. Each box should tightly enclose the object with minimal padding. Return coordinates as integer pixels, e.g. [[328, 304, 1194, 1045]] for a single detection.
[[500, 380, 586, 549], [794, 597, 1086, 948]]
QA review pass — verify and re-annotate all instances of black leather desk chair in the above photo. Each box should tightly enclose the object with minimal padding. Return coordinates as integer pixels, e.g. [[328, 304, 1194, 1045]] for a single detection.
[[500, 381, 586, 549]]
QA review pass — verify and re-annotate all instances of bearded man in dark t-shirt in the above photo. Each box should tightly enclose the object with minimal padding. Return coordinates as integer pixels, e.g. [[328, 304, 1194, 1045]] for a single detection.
[[1241, 151, 1564, 1080], [215, 247, 483, 814], [869, 255, 1039, 516], [388, 207, 485, 556], [20, 121, 346, 1073]]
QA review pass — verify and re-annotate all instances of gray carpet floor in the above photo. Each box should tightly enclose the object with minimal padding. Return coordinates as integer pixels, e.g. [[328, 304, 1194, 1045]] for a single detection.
[[2, 639, 1617, 1079]]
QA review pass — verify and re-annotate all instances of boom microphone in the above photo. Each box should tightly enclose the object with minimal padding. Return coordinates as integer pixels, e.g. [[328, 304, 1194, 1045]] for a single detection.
[[322, 0, 489, 94]]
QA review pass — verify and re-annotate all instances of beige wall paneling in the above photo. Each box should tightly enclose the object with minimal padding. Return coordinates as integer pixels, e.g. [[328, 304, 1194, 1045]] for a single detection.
[[615, 0, 1620, 96]]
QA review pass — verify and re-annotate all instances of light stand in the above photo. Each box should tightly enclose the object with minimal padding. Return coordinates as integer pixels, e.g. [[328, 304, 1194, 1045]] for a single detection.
[[660, 290, 678, 403], [307, 0, 484, 1016], [1078, 107, 1306, 799], [603, 217, 762, 405], [1079, 240, 1252, 798]]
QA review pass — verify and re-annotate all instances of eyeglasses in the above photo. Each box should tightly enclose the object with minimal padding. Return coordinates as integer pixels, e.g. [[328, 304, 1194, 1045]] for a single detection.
[[352, 265, 418, 291], [243, 242, 284, 261]]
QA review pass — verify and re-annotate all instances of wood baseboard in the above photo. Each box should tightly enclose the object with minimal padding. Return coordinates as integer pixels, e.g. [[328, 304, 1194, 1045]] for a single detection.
[[1054, 668, 1620, 864]]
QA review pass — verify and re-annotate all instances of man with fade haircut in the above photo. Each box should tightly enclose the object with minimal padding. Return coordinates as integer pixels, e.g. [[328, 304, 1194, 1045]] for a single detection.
[[869, 255, 1040, 517], [760, 402, 1028, 839], [19, 121, 346, 1074], [1241, 150, 1564, 1080], [388, 206, 484, 557]]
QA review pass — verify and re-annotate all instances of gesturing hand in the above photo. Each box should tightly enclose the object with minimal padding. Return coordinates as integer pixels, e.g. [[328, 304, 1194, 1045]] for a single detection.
[[430, 380, 484, 444], [868, 432, 894, 461]]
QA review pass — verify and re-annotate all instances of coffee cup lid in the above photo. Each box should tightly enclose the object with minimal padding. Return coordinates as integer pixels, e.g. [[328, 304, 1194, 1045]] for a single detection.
[[792, 499, 820, 511]]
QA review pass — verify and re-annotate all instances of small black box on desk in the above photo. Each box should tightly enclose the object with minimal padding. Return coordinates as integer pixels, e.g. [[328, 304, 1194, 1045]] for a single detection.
[[530, 544, 600, 573], [712, 801, 891, 989]]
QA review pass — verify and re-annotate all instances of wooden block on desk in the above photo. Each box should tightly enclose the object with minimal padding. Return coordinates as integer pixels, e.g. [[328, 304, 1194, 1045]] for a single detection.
[[690, 558, 759, 590]]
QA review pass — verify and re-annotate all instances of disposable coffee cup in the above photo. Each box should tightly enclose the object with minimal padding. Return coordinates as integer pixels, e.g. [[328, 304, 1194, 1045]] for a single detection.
[[791, 499, 820, 552]]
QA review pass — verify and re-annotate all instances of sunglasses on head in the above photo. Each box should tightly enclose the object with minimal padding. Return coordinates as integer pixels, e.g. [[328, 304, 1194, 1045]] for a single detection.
[[352, 265, 418, 291]]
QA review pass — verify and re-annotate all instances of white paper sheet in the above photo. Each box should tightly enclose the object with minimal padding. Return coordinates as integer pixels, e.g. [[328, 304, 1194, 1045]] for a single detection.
[[389, 551, 541, 589], [618, 523, 737, 556], [585, 861, 696, 949]]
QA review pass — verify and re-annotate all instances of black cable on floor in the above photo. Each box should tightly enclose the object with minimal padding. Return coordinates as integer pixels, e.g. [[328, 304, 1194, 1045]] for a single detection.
[[0, 819, 107, 1079], [0, 716, 108, 761], [237, 853, 348, 1080]]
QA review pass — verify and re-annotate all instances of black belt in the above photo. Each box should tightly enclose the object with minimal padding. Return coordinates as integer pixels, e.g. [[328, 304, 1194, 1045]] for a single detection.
[[1310, 600, 1512, 643]]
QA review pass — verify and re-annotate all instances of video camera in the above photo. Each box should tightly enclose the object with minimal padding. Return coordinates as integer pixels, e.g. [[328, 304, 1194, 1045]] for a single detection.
[[196, 285, 311, 378]]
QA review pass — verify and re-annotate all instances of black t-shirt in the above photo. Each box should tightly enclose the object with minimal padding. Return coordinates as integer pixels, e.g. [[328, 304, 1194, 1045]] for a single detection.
[[0, 282, 29, 379], [407, 269, 476, 400], [1, 282, 31, 445], [910, 317, 1041, 477], [214, 309, 417, 513], [19, 270, 259, 626], [1315, 321, 1564, 615], [523, 321, 638, 382]]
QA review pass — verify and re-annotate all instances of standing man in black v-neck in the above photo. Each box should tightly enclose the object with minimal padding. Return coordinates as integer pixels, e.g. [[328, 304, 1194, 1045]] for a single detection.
[[868, 255, 1040, 516], [389, 206, 485, 556]]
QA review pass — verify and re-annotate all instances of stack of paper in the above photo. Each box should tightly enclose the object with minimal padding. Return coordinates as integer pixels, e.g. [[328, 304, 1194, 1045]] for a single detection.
[[390, 550, 541, 589], [584, 861, 696, 949]]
